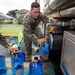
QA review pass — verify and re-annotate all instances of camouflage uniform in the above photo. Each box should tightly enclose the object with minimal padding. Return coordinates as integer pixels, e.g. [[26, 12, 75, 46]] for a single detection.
[[0, 33, 9, 48], [0, 33, 10, 56], [22, 12, 49, 55]]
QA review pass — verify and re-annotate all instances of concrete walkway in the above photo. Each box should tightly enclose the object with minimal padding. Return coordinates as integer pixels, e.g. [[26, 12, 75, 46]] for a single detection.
[[0, 25, 23, 29]]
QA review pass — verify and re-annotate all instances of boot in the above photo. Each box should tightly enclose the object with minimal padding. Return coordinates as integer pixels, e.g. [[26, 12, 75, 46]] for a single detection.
[[40, 54, 49, 62]]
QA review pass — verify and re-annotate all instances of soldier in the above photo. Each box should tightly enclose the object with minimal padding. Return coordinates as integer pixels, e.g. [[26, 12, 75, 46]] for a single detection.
[[0, 33, 17, 56], [22, 2, 49, 61]]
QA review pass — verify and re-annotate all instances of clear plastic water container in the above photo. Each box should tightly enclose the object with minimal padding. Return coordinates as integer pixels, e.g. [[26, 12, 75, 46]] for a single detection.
[[39, 42, 50, 56], [11, 53, 24, 70], [29, 56, 43, 75]]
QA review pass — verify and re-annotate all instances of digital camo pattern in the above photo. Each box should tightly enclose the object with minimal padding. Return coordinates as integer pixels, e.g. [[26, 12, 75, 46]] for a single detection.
[[0, 33, 9, 48], [22, 12, 49, 55]]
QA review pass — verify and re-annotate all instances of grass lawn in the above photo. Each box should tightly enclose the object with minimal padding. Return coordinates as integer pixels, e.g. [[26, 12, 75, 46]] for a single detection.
[[0, 29, 21, 36], [4, 23, 22, 26]]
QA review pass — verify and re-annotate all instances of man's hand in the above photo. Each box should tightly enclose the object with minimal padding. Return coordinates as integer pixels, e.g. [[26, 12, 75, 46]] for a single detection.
[[7, 46, 18, 52], [37, 38, 46, 46]]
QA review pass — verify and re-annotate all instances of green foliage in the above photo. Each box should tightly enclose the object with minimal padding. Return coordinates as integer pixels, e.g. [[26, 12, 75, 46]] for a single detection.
[[6, 9, 19, 18], [16, 14, 25, 24]]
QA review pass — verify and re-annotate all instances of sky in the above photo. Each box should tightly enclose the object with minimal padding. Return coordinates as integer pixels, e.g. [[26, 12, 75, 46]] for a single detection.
[[0, 0, 44, 14]]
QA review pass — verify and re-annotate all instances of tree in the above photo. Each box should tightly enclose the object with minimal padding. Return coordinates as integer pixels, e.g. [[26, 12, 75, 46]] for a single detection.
[[6, 9, 19, 18], [16, 14, 25, 24]]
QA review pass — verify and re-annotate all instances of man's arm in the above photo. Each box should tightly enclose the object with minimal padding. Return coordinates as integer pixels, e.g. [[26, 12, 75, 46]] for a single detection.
[[0, 33, 9, 48], [40, 13, 49, 25], [23, 20, 37, 42], [36, 13, 49, 45], [0, 33, 17, 51], [23, 22, 45, 46]]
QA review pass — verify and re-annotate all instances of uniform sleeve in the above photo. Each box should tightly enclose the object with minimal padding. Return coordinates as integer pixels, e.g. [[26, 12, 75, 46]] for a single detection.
[[0, 33, 9, 48], [40, 13, 49, 25], [23, 19, 37, 42]]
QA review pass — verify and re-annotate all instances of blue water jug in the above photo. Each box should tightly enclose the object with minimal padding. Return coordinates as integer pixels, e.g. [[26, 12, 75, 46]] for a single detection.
[[11, 52, 24, 70], [18, 52, 26, 62], [29, 56, 43, 75], [0, 55, 6, 74], [39, 42, 50, 56]]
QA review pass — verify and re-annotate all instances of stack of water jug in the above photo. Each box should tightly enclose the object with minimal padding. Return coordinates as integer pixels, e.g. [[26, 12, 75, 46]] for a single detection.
[[0, 47, 26, 75], [0, 52, 43, 75]]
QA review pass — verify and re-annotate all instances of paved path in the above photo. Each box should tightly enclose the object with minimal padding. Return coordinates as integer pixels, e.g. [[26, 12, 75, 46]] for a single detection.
[[0, 25, 43, 31], [0, 25, 23, 29]]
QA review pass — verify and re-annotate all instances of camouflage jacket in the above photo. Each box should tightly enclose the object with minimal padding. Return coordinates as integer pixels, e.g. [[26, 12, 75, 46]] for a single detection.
[[0, 33, 9, 48], [23, 12, 49, 41]]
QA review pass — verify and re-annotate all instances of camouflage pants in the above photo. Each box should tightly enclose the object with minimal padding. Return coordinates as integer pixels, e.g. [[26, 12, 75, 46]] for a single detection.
[[21, 26, 43, 56]]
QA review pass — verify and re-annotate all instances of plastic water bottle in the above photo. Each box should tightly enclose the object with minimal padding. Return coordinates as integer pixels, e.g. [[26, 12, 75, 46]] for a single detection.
[[18, 47, 26, 62], [11, 52, 24, 75], [39, 41, 50, 56], [0, 55, 6, 74], [11, 53, 24, 70], [29, 56, 43, 75], [11, 47, 26, 69]]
